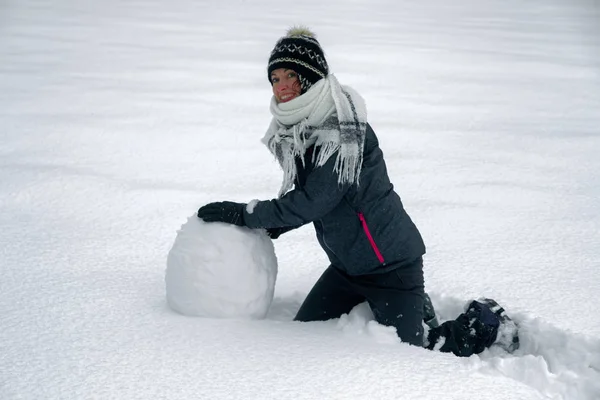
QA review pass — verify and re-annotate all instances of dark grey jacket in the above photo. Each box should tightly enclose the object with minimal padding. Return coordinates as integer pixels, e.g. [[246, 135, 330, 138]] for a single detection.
[[243, 124, 425, 275]]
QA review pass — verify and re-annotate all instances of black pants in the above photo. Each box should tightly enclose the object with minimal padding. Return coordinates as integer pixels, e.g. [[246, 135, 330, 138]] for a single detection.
[[294, 258, 497, 357], [294, 258, 425, 346]]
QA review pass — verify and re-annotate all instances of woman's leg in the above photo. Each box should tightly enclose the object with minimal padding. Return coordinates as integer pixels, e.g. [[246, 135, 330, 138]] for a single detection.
[[294, 265, 365, 322], [353, 258, 426, 346]]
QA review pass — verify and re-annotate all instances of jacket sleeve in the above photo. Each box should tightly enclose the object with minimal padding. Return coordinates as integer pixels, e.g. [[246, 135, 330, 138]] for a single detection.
[[243, 152, 351, 229]]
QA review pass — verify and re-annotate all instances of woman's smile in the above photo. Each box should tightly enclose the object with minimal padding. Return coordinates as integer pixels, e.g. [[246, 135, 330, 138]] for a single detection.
[[279, 92, 298, 102]]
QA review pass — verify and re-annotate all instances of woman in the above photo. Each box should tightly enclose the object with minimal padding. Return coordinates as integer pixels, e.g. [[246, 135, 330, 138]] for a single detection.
[[197, 27, 518, 356]]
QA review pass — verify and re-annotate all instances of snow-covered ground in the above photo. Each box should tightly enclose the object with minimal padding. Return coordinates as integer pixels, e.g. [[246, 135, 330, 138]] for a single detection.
[[2, 0, 600, 399]]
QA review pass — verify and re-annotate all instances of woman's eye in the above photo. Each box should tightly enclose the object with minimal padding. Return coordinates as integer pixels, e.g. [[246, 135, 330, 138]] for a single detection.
[[271, 77, 279, 83], [288, 72, 297, 79]]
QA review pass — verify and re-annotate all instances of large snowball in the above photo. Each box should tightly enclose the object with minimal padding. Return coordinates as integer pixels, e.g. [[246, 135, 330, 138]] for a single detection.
[[165, 215, 278, 319]]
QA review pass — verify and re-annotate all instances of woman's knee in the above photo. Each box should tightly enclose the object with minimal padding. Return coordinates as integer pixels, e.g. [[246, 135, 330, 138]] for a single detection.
[[370, 293, 425, 346]]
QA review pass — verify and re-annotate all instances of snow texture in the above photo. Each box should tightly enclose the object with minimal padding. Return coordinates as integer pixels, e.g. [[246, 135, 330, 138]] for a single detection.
[[166, 216, 278, 319], [246, 199, 260, 214], [1, 0, 600, 399]]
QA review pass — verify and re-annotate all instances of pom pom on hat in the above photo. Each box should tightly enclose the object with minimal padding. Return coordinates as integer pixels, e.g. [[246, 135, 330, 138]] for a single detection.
[[286, 26, 317, 38], [267, 26, 329, 92]]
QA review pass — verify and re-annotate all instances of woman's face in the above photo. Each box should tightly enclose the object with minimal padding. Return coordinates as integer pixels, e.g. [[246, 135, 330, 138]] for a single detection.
[[270, 68, 302, 103]]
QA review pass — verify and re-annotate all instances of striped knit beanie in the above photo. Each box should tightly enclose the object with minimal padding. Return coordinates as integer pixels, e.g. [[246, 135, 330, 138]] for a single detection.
[[267, 27, 329, 92]]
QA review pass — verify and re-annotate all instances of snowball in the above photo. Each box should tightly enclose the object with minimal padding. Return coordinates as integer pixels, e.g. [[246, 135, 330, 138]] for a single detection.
[[165, 215, 278, 319]]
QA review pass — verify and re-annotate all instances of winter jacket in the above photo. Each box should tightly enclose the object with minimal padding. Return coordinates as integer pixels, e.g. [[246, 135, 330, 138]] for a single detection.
[[243, 123, 426, 275]]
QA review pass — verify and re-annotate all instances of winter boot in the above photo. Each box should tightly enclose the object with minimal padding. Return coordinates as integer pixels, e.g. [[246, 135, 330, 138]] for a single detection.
[[423, 293, 440, 328], [476, 298, 520, 353]]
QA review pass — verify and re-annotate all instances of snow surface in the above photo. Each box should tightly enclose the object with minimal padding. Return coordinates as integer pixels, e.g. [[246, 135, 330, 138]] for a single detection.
[[1, 0, 600, 399], [165, 216, 277, 319]]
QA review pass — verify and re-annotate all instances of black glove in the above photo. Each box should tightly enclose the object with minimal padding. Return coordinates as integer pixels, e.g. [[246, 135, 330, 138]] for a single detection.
[[197, 201, 246, 226], [266, 227, 285, 239], [266, 225, 302, 239]]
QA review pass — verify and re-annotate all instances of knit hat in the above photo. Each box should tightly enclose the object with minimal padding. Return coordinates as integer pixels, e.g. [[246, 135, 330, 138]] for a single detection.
[[267, 27, 329, 92]]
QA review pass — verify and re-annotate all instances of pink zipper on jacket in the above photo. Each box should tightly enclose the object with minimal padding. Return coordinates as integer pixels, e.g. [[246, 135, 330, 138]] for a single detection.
[[357, 212, 385, 264]]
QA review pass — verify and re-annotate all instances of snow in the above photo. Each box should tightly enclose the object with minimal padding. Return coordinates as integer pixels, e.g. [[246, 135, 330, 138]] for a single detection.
[[165, 216, 278, 319], [246, 199, 260, 214], [1, 0, 599, 399]]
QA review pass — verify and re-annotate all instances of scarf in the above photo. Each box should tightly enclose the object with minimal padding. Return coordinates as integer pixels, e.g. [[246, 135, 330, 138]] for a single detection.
[[262, 74, 367, 197]]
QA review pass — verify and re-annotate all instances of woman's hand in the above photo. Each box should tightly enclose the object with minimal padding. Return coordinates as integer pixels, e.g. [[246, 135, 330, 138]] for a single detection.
[[265, 227, 285, 239], [197, 201, 246, 226]]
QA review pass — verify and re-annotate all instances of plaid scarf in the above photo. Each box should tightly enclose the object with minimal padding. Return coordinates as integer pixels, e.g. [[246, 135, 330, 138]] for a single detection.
[[262, 74, 367, 197]]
